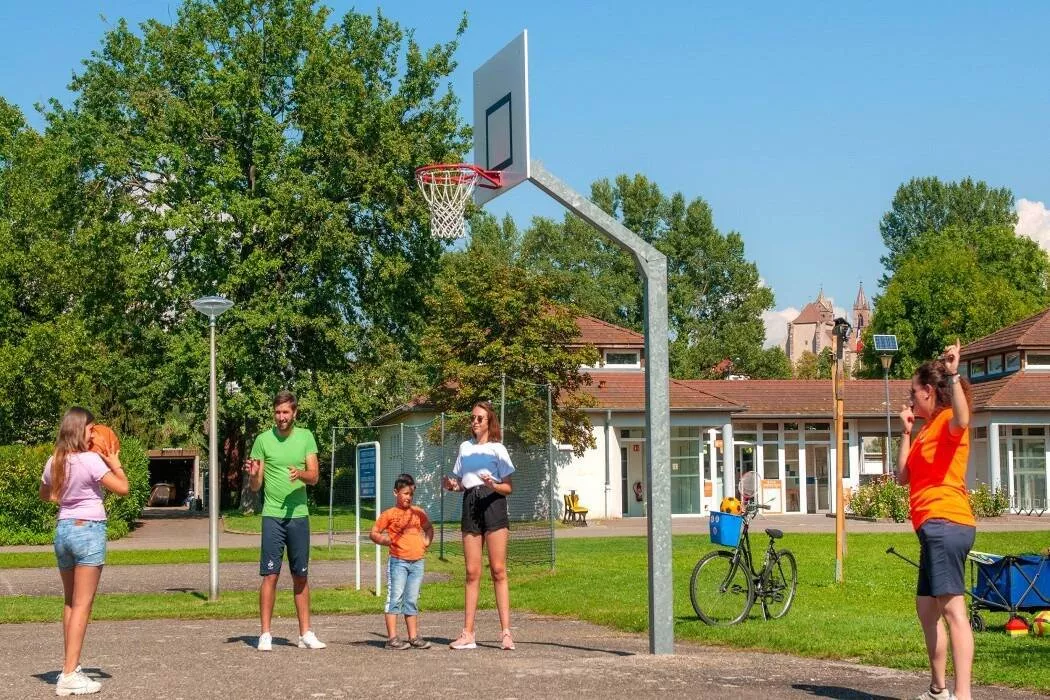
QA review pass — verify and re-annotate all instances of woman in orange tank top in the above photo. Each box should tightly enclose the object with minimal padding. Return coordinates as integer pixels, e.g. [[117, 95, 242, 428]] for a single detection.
[[897, 339, 975, 700]]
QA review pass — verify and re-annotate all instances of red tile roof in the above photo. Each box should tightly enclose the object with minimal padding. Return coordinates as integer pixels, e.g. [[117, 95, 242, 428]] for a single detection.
[[961, 308, 1050, 357], [967, 372, 1050, 410], [572, 315, 644, 348], [681, 379, 913, 418], [580, 371, 741, 411]]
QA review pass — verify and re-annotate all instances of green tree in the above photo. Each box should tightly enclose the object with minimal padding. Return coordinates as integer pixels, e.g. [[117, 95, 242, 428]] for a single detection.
[[421, 215, 599, 455], [0, 2, 469, 502], [749, 346, 793, 379], [880, 176, 1016, 282], [793, 349, 834, 380], [863, 224, 1050, 376], [520, 174, 777, 379]]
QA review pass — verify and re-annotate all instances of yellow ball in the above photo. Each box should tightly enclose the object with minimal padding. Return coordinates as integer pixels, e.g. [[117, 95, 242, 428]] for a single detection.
[[1034, 610, 1050, 637], [720, 496, 742, 515]]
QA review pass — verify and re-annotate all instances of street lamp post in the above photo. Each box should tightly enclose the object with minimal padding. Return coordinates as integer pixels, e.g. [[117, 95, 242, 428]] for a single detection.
[[874, 335, 899, 477], [191, 295, 234, 601], [831, 317, 851, 584]]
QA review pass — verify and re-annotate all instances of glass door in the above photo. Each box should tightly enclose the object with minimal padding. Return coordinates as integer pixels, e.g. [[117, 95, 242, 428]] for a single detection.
[[806, 445, 830, 513], [1011, 436, 1047, 511]]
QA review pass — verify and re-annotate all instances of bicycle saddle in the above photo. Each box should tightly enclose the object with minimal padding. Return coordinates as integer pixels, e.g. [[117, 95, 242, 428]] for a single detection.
[[764, 528, 783, 540]]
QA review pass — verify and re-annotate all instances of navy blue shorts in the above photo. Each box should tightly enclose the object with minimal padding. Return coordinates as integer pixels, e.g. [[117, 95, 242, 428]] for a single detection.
[[916, 518, 975, 597], [260, 516, 310, 578]]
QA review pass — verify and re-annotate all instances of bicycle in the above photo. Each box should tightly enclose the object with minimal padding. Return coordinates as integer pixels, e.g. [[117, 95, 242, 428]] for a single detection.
[[690, 501, 798, 625]]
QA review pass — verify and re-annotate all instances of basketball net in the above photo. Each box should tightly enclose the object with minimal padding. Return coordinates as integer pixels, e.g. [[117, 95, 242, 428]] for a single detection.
[[415, 164, 501, 240]]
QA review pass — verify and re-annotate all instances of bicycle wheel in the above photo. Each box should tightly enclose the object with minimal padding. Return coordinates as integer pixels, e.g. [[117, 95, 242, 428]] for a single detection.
[[761, 549, 797, 620], [690, 550, 754, 625]]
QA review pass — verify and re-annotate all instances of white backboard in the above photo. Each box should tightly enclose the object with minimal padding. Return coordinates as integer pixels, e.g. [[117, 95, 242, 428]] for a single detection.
[[473, 31, 530, 205]]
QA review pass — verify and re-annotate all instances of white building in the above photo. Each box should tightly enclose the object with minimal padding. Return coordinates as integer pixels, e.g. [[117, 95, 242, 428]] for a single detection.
[[374, 312, 1050, 519]]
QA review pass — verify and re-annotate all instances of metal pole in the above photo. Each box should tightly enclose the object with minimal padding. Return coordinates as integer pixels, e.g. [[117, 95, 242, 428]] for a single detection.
[[547, 383, 555, 569], [500, 372, 506, 430], [439, 412, 446, 560], [208, 317, 219, 601], [530, 161, 673, 655], [355, 441, 360, 591], [883, 366, 892, 476], [328, 428, 336, 551]]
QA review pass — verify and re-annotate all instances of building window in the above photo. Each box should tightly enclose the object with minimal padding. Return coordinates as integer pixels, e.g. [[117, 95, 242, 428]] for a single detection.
[[604, 351, 640, 368], [1006, 352, 1020, 372], [1026, 353, 1050, 370], [959, 360, 968, 377], [969, 358, 986, 378], [973, 426, 987, 440], [988, 355, 1003, 375]]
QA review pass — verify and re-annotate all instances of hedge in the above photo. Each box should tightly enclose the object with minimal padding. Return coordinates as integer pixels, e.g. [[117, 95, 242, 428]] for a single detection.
[[0, 437, 150, 545]]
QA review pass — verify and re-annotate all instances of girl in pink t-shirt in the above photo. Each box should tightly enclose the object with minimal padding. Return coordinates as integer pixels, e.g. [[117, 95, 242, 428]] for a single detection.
[[39, 407, 129, 696]]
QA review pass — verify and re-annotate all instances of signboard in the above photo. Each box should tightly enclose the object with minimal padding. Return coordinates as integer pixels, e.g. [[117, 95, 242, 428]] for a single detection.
[[357, 443, 377, 499], [761, 479, 783, 513]]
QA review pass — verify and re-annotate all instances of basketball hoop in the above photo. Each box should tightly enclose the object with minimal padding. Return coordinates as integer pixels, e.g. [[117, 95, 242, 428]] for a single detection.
[[415, 164, 502, 240]]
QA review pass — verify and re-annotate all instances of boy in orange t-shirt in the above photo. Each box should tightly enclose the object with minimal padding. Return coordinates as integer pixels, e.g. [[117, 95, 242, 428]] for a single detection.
[[370, 473, 434, 650]]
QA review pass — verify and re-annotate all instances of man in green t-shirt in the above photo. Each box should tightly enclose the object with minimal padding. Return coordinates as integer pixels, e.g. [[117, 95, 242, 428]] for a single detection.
[[246, 390, 326, 652]]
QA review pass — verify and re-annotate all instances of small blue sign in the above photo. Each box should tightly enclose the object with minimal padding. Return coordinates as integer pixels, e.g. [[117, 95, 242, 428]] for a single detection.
[[358, 445, 376, 499]]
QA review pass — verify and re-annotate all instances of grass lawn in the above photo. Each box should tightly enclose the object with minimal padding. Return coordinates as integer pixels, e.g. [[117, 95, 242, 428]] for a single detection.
[[1, 531, 1048, 692], [222, 505, 375, 534], [0, 545, 377, 570]]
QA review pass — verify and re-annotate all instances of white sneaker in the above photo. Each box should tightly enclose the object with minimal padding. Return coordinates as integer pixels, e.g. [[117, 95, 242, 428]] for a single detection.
[[257, 632, 272, 651], [56, 670, 101, 696], [298, 630, 326, 649]]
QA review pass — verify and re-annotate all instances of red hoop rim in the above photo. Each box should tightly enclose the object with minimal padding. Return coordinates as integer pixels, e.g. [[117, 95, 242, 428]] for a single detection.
[[415, 163, 502, 189]]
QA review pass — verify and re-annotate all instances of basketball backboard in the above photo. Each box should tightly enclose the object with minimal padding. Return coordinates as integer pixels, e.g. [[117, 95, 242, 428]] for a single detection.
[[473, 31, 530, 205]]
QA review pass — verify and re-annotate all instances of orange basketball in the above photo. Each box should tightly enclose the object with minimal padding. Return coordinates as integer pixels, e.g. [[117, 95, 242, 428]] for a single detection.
[[89, 424, 121, 456]]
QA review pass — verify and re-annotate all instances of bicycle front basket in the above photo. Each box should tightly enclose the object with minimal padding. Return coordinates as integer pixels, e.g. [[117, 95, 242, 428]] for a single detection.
[[709, 511, 743, 547]]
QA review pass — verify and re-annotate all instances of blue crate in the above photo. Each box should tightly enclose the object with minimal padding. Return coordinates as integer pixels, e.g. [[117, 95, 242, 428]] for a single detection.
[[709, 511, 743, 547], [972, 554, 1050, 611]]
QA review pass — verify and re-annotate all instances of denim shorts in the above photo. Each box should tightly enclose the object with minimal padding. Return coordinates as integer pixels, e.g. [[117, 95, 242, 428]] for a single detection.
[[54, 519, 107, 570], [385, 556, 425, 615], [917, 518, 975, 597]]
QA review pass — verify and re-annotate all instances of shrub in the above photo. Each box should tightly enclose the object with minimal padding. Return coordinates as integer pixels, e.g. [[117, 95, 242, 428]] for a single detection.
[[847, 475, 909, 522], [969, 482, 1009, 518], [0, 437, 150, 545]]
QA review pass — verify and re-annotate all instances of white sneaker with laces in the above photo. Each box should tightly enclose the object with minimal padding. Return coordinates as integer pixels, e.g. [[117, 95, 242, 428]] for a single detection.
[[55, 670, 101, 696], [257, 632, 273, 652], [298, 630, 326, 649]]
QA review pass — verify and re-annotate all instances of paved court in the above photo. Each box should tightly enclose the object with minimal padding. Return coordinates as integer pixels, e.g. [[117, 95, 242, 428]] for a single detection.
[[1, 611, 1045, 700]]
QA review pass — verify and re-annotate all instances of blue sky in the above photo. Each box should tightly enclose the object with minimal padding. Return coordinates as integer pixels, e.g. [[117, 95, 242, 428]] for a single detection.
[[4, 1, 1050, 347]]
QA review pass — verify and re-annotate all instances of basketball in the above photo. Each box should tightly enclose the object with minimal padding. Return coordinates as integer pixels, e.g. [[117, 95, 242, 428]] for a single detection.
[[90, 424, 121, 456], [1033, 611, 1050, 637], [720, 496, 742, 515]]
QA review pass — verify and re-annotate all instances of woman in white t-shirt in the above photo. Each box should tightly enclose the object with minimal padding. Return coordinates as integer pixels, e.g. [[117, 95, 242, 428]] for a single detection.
[[39, 407, 128, 696], [442, 400, 516, 651]]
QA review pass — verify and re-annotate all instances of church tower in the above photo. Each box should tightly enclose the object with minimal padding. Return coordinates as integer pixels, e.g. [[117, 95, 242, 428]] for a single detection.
[[852, 283, 870, 350]]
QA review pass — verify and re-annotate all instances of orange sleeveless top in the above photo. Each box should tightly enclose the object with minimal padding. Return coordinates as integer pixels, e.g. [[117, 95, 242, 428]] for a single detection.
[[906, 408, 975, 531]]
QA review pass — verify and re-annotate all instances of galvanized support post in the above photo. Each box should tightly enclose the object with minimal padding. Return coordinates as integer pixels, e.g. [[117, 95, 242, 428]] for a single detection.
[[547, 383, 555, 569], [530, 161, 673, 654], [501, 372, 506, 430], [328, 428, 336, 551], [440, 412, 446, 560]]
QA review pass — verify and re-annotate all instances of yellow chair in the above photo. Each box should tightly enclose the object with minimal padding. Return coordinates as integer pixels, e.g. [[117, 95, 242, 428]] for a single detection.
[[562, 494, 575, 524], [568, 493, 589, 525]]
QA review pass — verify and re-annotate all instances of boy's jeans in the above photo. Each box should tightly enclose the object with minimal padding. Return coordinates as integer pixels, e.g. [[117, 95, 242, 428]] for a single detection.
[[385, 556, 425, 615]]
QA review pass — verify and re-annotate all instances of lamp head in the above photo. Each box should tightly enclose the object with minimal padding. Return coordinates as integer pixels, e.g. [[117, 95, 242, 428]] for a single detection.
[[191, 295, 234, 319]]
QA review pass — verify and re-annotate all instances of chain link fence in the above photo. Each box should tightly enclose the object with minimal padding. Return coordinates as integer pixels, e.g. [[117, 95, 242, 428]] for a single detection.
[[323, 382, 558, 568]]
